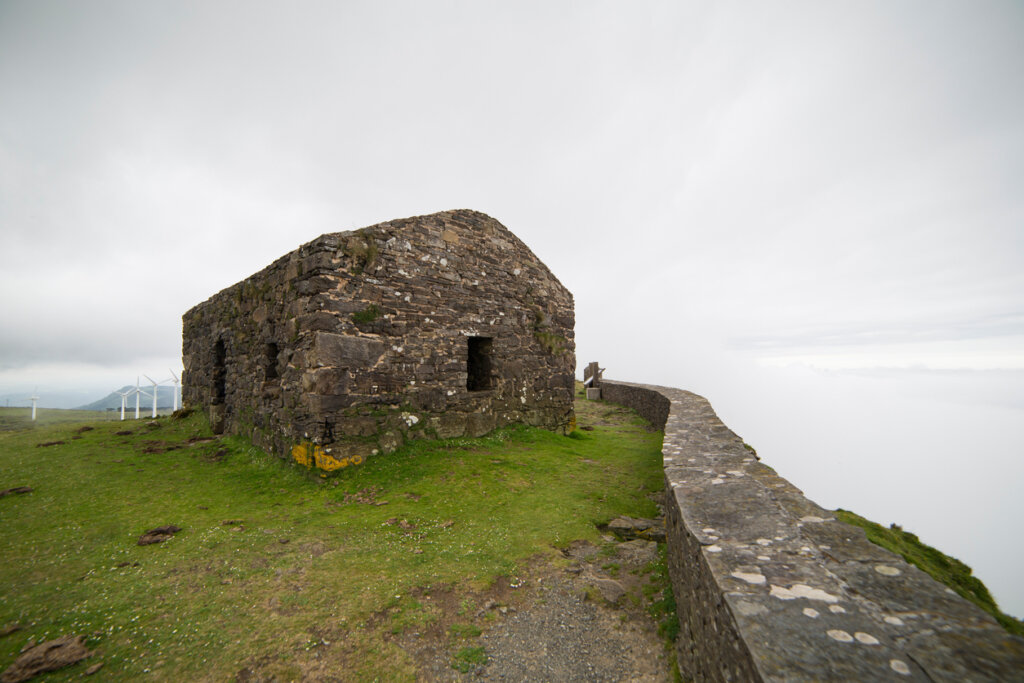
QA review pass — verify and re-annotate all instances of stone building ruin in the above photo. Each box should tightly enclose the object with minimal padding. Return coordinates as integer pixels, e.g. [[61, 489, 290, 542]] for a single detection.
[[182, 209, 575, 468]]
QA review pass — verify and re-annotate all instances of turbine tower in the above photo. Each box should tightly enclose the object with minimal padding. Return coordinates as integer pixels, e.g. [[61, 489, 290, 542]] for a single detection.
[[28, 392, 39, 421], [143, 375, 161, 418], [114, 388, 132, 421], [133, 377, 142, 419], [167, 369, 181, 411]]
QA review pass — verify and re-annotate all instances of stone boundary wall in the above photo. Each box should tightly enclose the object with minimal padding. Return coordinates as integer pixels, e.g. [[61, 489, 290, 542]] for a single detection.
[[601, 380, 1024, 682]]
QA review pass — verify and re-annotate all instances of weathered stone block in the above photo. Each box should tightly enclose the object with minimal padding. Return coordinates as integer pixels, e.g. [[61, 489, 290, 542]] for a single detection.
[[464, 412, 496, 438], [302, 368, 349, 395], [430, 414, 465, 439], [339, 416, 377, 437], [312, 332, 385, 368]]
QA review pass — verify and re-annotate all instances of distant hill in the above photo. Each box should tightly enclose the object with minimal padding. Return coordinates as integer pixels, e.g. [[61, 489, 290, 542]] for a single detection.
[[0, 390, 105, 410], [77, 385, 178, 412]]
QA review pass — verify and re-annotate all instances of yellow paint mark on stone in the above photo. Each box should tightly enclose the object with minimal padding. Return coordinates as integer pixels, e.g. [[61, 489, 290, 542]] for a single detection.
[[291, 442, 364, 472]]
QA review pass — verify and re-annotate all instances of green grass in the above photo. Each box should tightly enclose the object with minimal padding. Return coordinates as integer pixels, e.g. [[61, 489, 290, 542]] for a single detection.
[[643, 544, 682, 680], [0, 397, 663, 681], [451, 645, 487, 673], [0, 407, 120, 431], [448, 622, 481, 638], [835, 509, 1024, 637]]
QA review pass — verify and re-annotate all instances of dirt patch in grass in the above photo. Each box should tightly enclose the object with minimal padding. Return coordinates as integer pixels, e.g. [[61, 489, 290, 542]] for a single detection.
[[141, 441, 182, 454], [0, 487, 32, 498], [199, 447, 229, 463], [137, 525, 182, 546]]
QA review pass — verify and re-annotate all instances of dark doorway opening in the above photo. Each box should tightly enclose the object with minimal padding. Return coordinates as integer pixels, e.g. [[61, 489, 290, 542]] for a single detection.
[[265, 342, 280, 380], [467, 336, 494, 391], [213, 339, 227, 403]]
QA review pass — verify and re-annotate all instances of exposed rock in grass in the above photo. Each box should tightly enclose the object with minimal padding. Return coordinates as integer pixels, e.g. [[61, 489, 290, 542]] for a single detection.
[[0, 624, 22, 638], [615, 539, 659, 566], [0, 487, 32, 497], [137, 525, 182, 545], [34, 441, 64, 448], [590, 577, 626, 604], [0, 635, 91, 683], [606, 516, 666, 542]]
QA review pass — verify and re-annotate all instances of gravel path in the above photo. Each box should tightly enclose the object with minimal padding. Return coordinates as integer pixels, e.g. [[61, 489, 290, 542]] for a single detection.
[[477, 571, 669, 682], [398, 538, 675, 682]]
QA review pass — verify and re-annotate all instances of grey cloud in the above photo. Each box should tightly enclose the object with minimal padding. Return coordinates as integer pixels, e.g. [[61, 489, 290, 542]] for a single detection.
[[730, 312, 1024, 351]]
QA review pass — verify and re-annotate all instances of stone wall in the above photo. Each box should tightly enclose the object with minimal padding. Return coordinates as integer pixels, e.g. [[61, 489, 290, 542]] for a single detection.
[[182, 210, 575, 462], [602, 380, 1024, 682]]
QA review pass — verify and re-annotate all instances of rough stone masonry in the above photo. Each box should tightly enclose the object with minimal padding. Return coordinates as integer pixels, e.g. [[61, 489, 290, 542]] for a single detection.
[[182, 209, 575, 465]]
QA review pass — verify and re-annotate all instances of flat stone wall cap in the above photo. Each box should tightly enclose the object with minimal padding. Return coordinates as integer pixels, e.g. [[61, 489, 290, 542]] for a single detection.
[[728, 594, 931, 681]]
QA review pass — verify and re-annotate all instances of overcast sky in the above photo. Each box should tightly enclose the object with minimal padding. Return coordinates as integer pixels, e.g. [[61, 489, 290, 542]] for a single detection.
[[2, 1, 1022, 614]]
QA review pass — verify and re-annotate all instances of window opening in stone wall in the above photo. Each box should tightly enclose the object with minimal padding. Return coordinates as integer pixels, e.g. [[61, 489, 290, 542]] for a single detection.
[[213, 338, 227, 403], [467, 336, 494, 391], [265, 342, 280, 380]]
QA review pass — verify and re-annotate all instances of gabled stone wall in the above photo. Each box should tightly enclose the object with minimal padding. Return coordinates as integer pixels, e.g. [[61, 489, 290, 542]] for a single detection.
[[602, 380, 1024, 682], [182, 210, 574, 461]]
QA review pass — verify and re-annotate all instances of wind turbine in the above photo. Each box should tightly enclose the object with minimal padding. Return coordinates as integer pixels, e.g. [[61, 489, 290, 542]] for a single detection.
[[114, 387, 133, 421], [166, 369, 181, 411], [143, 375, 161, 418], [133, 377, 142, 419], [28, 391, 39, 421]]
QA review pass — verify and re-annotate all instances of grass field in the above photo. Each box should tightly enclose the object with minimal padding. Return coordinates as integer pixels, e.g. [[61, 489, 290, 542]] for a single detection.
[[0, 408, 179, 432], [0, 394, 665, 681], [0, 408, 117, 431]]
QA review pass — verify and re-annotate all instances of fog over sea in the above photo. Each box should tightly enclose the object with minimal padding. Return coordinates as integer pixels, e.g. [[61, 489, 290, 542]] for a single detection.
[[596, 348, 1024, 619]]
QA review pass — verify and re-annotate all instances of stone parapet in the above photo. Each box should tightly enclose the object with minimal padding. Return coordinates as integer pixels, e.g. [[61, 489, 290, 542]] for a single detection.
[[602, 379, 1024, 682]]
